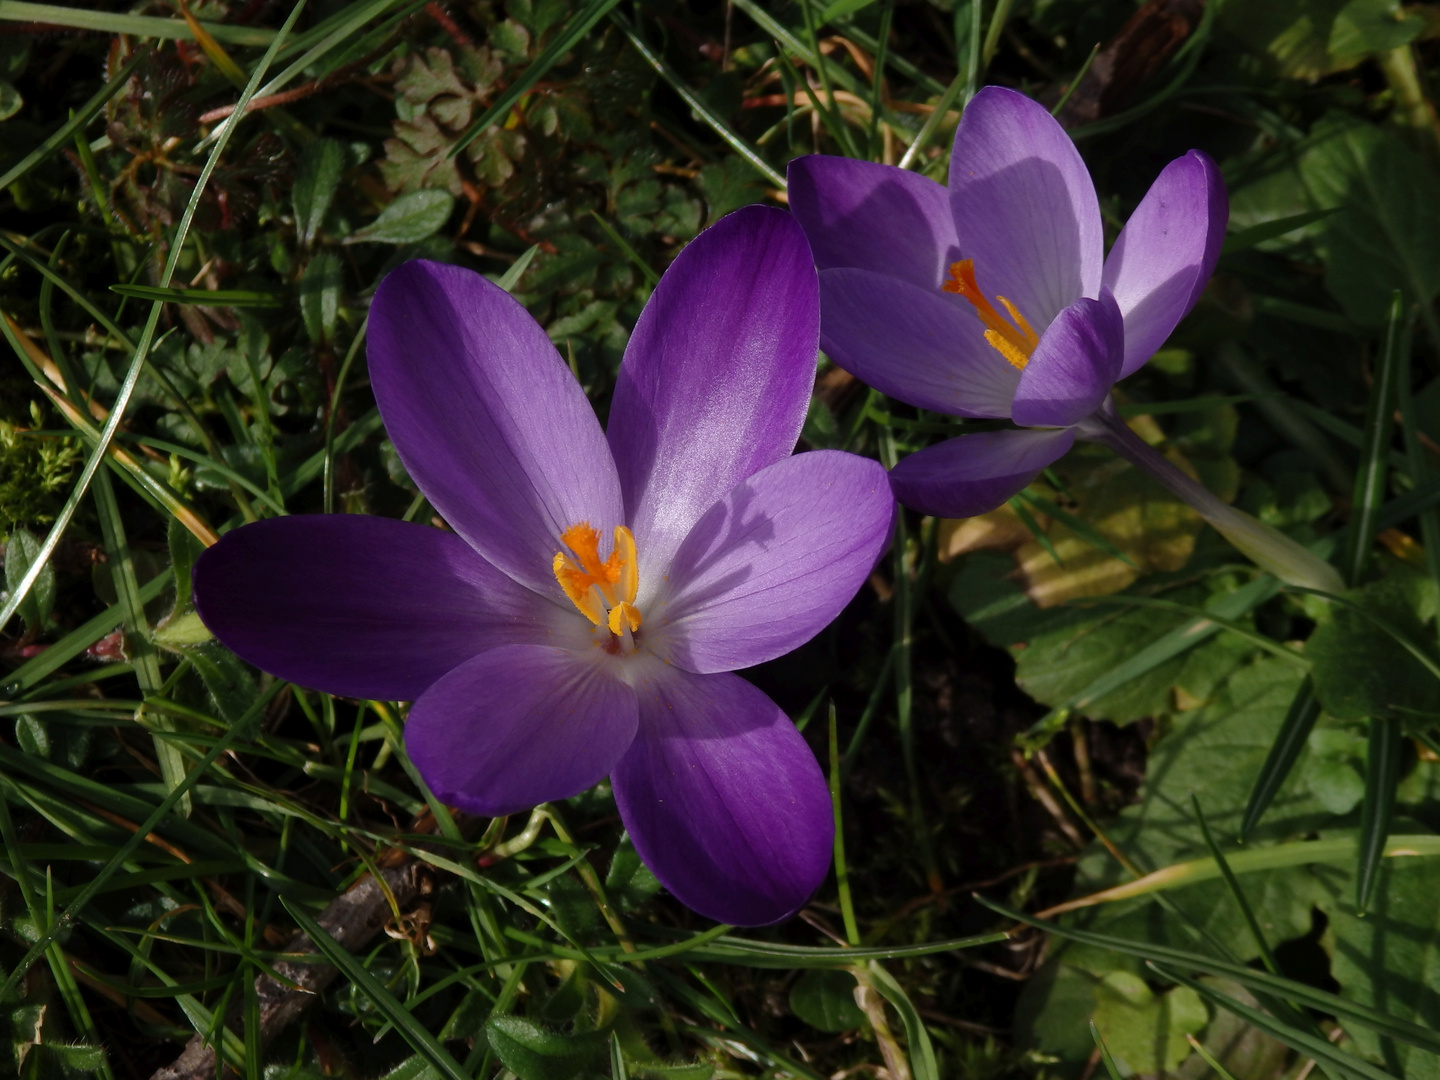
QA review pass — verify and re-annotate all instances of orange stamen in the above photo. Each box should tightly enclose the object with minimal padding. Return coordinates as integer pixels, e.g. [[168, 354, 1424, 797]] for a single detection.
[[943, 259, 1040, 370], [553, 523, 642, 635]]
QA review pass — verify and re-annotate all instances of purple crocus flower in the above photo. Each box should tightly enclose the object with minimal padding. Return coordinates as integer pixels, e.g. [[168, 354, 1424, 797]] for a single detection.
[[192, 206, 894, 925], [787, 84, 1226, 518]]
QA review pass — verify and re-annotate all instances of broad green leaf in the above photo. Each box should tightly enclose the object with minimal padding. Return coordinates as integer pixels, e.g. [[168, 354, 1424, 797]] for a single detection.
[[1220, 0, 1355, 78], [293, 137, 345, 247], [344, 189, 454, 244], [788, 969, 864, 1032], [1306, 580, 1440, 721], [1091, 971, 1207, 1074], [1328, 857, 1440, 1080], [484, 1015, 608, 1080], [1328, 0, 1423, 57], [1299, 116, 1440, 326]]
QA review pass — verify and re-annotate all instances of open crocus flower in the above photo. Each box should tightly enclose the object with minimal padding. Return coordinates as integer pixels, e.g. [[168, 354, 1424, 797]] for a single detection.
[[193, 206, 894, 925], [789, 85, 1343, 593]]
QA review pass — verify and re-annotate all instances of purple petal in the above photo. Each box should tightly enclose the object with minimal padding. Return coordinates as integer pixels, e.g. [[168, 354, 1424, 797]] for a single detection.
[[653, 450, 893, 674], [607, 207, 818, 577], [1103, 150, 1228, 377], [888, 427, 1076, 518], [369, 260, 623, 596], [948, 86, 1103, 330], [612, 666, 832, 925], [1011, 291, 1124, 428], [787, 155, 960, 291], [193, 515, 576, 701], [819, 268, 1021, 418], [405, 644, 638, 817]]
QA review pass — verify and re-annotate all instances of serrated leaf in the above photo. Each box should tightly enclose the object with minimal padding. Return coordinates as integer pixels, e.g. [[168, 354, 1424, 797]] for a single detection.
[[344, 190, 454, 244], [293, 137, 345, 247], [484, 1015, 607, 1080]]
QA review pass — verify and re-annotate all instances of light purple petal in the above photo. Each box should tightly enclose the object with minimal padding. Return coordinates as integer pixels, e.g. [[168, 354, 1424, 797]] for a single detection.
[[787, 155, 960, 291], [888, 427, 1076, 518], [607, 207, 818, 578], [652, 450, 893, 674], [819, 268, 1020, 418], [612, 666, 832, 925], [1011, 291, 1124, 428], [193, 515, 574, 701], [405, 645, 638, 817], [1103, 150, 1228, 377], [369, 260, 623, 596], [948, 86, 1103, 329]]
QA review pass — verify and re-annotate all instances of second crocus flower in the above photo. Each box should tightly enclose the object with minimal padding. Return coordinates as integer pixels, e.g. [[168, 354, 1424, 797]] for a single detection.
[[789, 85, 1342, 593]]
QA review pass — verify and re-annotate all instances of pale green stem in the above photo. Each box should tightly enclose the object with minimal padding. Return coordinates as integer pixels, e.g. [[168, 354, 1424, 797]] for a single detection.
[[1077, 400, 1345, 593]]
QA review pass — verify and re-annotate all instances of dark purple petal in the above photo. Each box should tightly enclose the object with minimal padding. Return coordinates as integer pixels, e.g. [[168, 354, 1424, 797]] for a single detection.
[[369, 260, 623, 596], [819, 268, 1020, 418], [888, 427, 1076, 518], [1103, 150, 1228, 378], [1011, 291, 1124, 428], [611, 666, 832, 925], [787, 155, 960, 291], [193, 515, 576, 701], [948, 86, 1103, 330], [607, 207, 818, 577], [405, 645, 638, 817], [653, 450, 892, 674]]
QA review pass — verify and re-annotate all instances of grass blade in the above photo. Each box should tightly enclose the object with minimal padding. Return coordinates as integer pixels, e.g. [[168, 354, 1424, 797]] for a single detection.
[[1342, 291, 1405, 586], [1091, 1022, 1125, 1080], [0, 1, 273, 43], [282, 899, 470, 1080], [1241, 678, 1321, 839], [1356, 717, 1403, 913]]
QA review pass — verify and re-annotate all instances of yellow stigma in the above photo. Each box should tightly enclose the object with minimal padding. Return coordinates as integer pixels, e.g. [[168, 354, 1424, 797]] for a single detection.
[[553, 522, 642, 637], [943, 259, 1039, 370]]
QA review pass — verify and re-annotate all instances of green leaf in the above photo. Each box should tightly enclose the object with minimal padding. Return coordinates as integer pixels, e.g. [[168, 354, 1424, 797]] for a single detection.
[[484, 1015, 608, 1080], [1328, 0, 1423, 57], [299, 252, 342, 344], [1299, 116, 1440, 326], [167, 514, 204, 613], [344, 189, 454, 244], [292, 137, 345, 246], [1092, 971, 1207, 1075], [819, 0, 877, 21], [788, 969, 864, 1032], [186, 641, 259, 729], [1328, 856, 1440, 1078], [1307, 583, 1440, 722], [5, 528, 55, 633]]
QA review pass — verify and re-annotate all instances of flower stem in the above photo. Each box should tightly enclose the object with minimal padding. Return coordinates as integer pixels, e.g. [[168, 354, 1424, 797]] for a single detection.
[[1078, 402, 1344, 593]]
